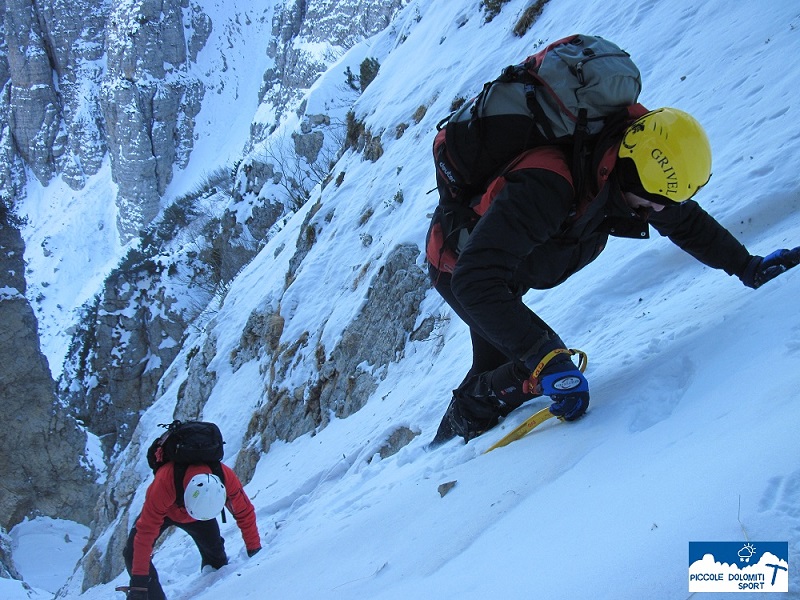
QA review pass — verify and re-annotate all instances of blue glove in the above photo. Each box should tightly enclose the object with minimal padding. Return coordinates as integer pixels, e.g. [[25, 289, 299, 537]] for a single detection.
[[540, 360, 590, 421], [740, 247, 800, 289]]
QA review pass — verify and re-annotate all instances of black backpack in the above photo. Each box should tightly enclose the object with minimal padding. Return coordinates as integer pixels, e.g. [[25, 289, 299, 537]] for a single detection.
[[434, 34, 642, 202], [146, 420, 226, 510]]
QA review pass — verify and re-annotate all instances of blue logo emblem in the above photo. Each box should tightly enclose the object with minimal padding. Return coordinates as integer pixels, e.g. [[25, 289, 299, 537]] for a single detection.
[[689, 542, 789, 593]]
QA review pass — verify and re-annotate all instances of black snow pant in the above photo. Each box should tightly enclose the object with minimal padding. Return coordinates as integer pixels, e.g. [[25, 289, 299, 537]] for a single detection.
[[431, 265, 540, 422], [124, 515, 228, 600]]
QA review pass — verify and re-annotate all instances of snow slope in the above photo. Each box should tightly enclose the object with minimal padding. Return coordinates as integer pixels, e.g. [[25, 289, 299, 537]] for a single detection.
[[10, 0, 800, 598]]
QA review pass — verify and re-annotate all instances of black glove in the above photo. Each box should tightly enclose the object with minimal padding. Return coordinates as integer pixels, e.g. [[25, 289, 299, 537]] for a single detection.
[[247, 547, 262, 558], [127, 575, 149, 600], [740, 247, 800, 289]]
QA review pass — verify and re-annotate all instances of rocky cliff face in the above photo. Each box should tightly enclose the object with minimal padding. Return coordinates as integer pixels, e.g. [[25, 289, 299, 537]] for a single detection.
[[49, 0, 408, 464], [2, 0, 400, 241], [255, 0, 404, 142], [3, 0, 414, 588], [2, 0, 209, 240], [57, 169, 266, 460], [3, 0, 107, 192], [4, 0, 67, 187], [235, 242, 427, 474], [0, 207, 98, 533], [101, 0, 211, 240]]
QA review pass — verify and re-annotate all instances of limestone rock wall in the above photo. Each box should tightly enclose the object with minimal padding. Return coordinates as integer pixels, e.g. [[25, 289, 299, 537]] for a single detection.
[[0, 207, 98, 531]]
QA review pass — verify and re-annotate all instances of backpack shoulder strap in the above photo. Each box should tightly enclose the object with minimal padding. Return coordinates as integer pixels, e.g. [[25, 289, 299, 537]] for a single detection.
[[209, 461, 227, 523], [507, 145, 572, 180], [472, 146, 572, 217], [173, 462, 189, 507], [173, 461, 226, 508], [210, 461, 226, 486]]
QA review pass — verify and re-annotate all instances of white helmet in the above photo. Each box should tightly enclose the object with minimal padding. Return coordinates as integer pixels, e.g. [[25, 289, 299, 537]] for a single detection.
[[184, 474, 226, 520]]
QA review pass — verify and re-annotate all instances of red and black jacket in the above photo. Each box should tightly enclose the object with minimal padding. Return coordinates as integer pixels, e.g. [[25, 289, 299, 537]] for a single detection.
[[426, 134, 752, 365], [130, 462, 261, 577]]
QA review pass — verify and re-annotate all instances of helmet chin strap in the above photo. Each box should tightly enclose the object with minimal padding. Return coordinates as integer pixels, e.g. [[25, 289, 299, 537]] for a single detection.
[[623, 192, 666, 212]]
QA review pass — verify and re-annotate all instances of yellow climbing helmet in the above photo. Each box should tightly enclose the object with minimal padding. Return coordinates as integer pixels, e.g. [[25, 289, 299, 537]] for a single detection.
[[618, 108, 712, 203]]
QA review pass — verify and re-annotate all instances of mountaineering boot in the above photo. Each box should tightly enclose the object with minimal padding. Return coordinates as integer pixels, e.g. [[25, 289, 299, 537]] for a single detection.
[[430, 362, 533, 446], [430, 394, 500, 447], [430, 396, 462, 447]]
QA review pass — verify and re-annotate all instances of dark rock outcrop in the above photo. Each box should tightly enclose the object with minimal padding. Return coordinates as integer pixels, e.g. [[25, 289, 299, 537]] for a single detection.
[[0, 210, 97, 530]]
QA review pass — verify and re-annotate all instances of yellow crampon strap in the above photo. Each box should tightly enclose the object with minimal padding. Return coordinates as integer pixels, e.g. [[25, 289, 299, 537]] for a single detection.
[[485, 349, 589, 454], [570, 348, 588, 372], [484, 407, 557, 453], [528, 348, 588, 388]]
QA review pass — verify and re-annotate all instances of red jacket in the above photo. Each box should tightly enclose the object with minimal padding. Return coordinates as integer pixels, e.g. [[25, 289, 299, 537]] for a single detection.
[[131, 462, 261, 576]]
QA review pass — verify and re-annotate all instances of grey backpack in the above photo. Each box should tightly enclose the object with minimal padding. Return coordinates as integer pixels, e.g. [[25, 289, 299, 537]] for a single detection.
[[435, 34, 642, 197]]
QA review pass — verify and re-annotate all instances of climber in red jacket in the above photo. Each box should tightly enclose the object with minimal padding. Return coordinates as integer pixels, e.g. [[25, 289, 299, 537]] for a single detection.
[[122, 462, 261, 600]]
